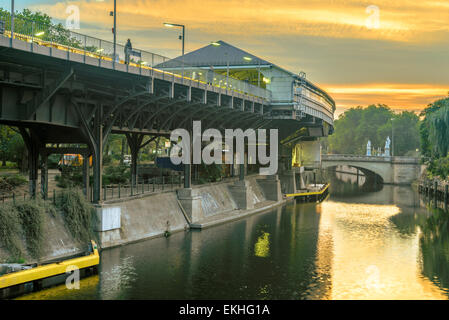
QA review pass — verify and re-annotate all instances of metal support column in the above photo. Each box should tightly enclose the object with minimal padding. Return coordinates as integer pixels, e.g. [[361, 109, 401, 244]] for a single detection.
[[126, 133, 145, 189], [83, 152, 90, 199], [92, 109, 103, 203], [19, 128, 40, 198], [40, 152, 48, 200]]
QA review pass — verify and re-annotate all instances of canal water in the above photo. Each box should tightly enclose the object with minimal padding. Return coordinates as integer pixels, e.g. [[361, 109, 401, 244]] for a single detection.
[[18, 174, 449, 300]]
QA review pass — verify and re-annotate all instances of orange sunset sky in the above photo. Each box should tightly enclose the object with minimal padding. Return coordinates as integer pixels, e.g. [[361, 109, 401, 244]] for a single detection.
[[5, 0, 449, 117]]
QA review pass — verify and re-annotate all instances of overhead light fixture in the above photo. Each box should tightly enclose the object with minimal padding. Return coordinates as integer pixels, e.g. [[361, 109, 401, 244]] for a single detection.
[[164, 23, 175, 28], [211, 42, 220, 46], [243, 56, 252, 61]]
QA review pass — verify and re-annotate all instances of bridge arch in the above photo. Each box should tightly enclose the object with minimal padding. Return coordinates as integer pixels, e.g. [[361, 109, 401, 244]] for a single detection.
[[321, 162, 388, 185]]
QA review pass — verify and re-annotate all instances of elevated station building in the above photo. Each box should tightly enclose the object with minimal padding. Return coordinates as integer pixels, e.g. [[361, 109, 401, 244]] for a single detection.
[[157, 41, 336, 191]]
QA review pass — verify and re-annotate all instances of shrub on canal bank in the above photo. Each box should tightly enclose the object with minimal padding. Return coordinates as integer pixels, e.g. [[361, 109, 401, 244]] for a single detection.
[[55, 189, 96, 243], [0, 204, 22, 261], [15, 199, 47, 260], [0, 190, 95, 263]]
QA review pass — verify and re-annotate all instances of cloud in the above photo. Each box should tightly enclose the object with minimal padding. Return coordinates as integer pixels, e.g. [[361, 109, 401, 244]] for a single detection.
[[30, 0, 449, 43], [326, 83, 449, 116], [24, 0, 449, 113]]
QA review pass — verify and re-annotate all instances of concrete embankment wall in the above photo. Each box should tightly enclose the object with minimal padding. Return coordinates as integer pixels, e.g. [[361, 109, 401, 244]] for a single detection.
[[0, 175, 283, 261], [95, 191, 189, 249], [195, 175, 267, 218], [96, 174, 282, 249], [0, 209, 85, 264]]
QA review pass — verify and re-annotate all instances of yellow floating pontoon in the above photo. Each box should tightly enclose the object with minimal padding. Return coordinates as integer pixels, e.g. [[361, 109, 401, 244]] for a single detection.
[[285, 183, 330, 202], [0, 240, 99, 299]]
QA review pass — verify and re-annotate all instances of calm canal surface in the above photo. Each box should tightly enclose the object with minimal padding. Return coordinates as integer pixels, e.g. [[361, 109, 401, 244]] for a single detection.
[[19, 176, 449, 300]]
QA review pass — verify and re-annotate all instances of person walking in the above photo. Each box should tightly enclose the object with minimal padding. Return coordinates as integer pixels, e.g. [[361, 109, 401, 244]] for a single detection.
[[125, 39, 132, 65]]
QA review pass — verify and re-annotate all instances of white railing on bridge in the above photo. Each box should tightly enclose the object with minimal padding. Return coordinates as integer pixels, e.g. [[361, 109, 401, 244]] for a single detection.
[[322, 154, 420, 163], [0, 12, 271, 101]]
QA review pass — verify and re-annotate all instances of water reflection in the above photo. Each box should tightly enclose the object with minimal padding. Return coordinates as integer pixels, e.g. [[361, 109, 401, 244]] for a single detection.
[[16, 174, 449, 300], [254, 232, 270, 258], [419, 207, 449, 295]]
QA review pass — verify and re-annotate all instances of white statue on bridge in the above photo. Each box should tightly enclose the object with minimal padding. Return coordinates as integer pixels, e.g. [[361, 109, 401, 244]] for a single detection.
[[384, 136, 391, 156], [366, 140, 372, 156]]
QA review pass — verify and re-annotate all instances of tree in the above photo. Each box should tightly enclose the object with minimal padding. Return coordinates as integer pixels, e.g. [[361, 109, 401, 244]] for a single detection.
[[420, 97, 449, 159], [0, 126, 15, 166], [0, 126, 25, 168], [0, 8, 84, 49], [327, 104, 420, 156], [378, 111, 420, 156]]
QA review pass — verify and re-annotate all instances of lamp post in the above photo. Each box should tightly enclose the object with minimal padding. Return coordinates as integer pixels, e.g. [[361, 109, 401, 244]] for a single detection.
[[164, 23, 185, 78], [10, 0, 14, 46], [391, 117, 395, 157], [113, 0, 116, 67]]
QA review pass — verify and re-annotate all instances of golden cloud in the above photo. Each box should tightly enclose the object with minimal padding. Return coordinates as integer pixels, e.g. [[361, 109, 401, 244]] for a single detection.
[[31, 0, 449, 43], [325, 83, 449, 116]]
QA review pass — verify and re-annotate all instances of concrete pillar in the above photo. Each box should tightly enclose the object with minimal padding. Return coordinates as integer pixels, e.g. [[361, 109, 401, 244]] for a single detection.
[[184, 164, 191, 188], [239, 163, 245, 181], [257, 175, 282, 201], [177, 188, 203, 223], [279, 170, 297, 194], [229, 180, 254, 210]]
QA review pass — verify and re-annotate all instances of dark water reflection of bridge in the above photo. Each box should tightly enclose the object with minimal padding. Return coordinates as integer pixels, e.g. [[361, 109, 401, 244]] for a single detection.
[[17, 173, 449, 300]]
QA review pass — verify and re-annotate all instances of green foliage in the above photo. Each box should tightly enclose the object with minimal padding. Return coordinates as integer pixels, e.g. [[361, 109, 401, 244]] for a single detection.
[[5, 174, 27, 187], [0, 189, 93, 263], [428, 103, 449, 158], [0, 125, 25, 168], [420, 97, 449, 158], [419, 96, 449, 179], [55, 189, 95, 243], [198, 163, 224, 183], [0, 204, 22, 261], [328, 104, 420, 156], [0, 174, 27, 193], [103, 165, 130, 185], [426, 155, 449, 180], [47, 154, 61, 169], [15, 200, 45, 260], [56, 166, 84, 188]]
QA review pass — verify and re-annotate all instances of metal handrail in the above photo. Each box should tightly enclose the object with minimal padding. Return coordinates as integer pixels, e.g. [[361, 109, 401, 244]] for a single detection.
[[0, 12, 271, 101]]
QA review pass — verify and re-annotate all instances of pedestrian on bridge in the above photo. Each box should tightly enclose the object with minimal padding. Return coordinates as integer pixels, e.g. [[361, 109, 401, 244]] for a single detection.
[[125, 39, 132, 65]]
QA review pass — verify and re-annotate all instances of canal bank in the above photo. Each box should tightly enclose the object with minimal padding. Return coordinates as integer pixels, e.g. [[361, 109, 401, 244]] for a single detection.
[[16, 176, 449, 300], [418, 176, 449, 204], [95, 174, 290, 249]]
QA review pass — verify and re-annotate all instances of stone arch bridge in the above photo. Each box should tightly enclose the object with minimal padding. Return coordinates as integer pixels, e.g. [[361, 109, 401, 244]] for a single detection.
[[321, 154, 423, 185]]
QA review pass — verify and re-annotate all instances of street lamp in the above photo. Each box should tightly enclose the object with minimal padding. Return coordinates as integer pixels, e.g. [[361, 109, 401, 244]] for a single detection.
[[109, 0, 117, 67], [10, 0, 14, 46], [391, 117, 395, 157], [164, 22, 185, 78]]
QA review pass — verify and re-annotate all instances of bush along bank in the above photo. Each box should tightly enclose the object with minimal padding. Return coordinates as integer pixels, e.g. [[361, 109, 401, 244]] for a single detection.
[[0, 189, 96, 264]]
